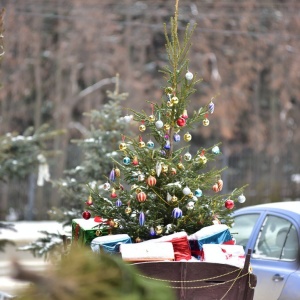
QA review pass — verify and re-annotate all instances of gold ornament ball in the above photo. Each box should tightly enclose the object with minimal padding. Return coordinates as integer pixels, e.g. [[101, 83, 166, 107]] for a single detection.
[[164, 124, 171, 131], [184, 132, 192, 142], [136, 237, 142, 243], [203, 118, 210, 126], [165, 87, 173, 94], [114, 221, 119, 228], [171, 195, 178, 203], [148, 114, 156, 122], [138, 141, 145, 148], [139, 124, 146, 132], [171, 96, 179, 104], [167, 101, 173, 107], [125, 207, 132, 214], [198, 155, 208, 164], [165, 110, 172, 117], [188, 192, 194, 198], [155, 225, 163, 235], [162, 164, 168, 172], [177, 162, 185, 170], [119, 142, 127, 151], [135, 187, 142, 194]]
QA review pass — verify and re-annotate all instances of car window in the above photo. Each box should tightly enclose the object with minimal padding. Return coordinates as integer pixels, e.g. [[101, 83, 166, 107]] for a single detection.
[[253, 215, 299, 261], [230, 213, 260, 249]]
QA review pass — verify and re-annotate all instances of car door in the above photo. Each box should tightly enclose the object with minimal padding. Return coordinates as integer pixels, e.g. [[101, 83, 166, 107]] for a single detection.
[[231, 211, 300, 300]]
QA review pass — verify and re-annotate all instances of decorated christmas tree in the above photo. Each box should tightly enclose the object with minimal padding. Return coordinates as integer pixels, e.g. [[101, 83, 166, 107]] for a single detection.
[[84, 0, 246, 243]]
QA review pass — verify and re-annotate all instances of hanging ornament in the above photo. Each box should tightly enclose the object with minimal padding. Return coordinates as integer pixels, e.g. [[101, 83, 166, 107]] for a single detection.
[[136, 191, 147, 203], [184, 152, 192, 161], [123, 156, 131, 165], [162, 164, 168, 173], [149, 114, 155, 122], [94, 216, 103, 223], [119, 135, 127, 151], [203, 114, 210, 126], [217, 179, 223, 191], [149, 226, 156, 236], [107, 219, 115, 227], [167, 100, 173, 107], [184, 133, 192, 142], [171, 96, 179, 105], [165, 224, 174, 234], [155, 225, 163, 235], [170, 167, 177, 175], [150, 169, 156, 176], [171, 195, 178, 203], [147, 175, 157, 187], [139, 120, 146, 132], [165, 110, 172, 117], [183, 186, 191, 195], [185, 71, 194, 81], [125, 206, 132, 214], [164, 140, 171, 150], [212, 146, 220, 155], [115, 168, 121, 178], [165, 87, 173, 94], [177, 162, 184, 170], [194, 188, 203, 197], [155, 120, 164, 129], [164, 133, 169, 140], [135, 237, 142, 243], [198, 154, 207, 165], [82, 211, 91, 220], [135, 187, 142, 194], [156, 161, 162, 177], [138, 173, 145, 181], [124, 115, 133, 123], [186, 201, 195, 210], [177, 117, 186, 127], [164, 124, 171, 131], [132, 156, 139, 166], [139, 212, 145, 226], [103, 182, 111, 190], [115, 199, 122, 207], [138, 136, 145, 148], [147, 140, 155, 149], [238, 194, 246, 203], [212, 183, 220, 193], [109, 168, 116, 182], [166, 192, 172, 202], [181, 109, 188, 119], [85, 195, 93, 206], [110, 188, 117, 198], [208, 101, 215, 114], [172, 207, 183, 219], [173, 133, 180, 142], [160, 150, 166, 156], [225, 199, 235, 210]]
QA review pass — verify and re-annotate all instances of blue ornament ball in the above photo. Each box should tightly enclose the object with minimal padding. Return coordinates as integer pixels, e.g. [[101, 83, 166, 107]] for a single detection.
[[173, 133, 181, 142], [172, 207, 183, 219], [123, 156, 131, 165], [149, 226, 156, 236], [139, 212, 145, 226], [147, 140, 155, 149], [212, 146, 220, 155], [115, 199, 122, 207], [194, 188, 203, 197], [164, 140, 171, 150]]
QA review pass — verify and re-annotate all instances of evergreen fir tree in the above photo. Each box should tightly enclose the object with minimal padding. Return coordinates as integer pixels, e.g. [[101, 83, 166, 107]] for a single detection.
[[86, 0, 246, 242]]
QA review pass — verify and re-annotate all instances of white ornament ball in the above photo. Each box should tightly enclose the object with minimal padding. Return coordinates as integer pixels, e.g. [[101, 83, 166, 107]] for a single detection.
[[155, 120, 164, 129], [183, 186, 191, 195], [186, 201, 195, 210], [185, 71, 194, 81], [238, 194, 246, 203], [184, 152, 192, 161]]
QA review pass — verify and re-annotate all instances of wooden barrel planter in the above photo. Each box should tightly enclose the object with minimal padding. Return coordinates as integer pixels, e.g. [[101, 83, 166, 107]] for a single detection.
[[134, 249, 257, 300]]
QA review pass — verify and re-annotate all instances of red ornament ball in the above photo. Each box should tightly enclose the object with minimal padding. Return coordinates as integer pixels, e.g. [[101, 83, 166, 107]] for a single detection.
[[147, 175, 157, 186], [136, 191, 147, 202], [176, 117, 186, 127], [82, 211, 91, 220], [94, 216, 103, 223], [225, 199, 235, 210]]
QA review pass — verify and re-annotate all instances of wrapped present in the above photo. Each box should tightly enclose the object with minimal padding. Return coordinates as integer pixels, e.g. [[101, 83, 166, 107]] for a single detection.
[[120, 241, 174, 262], [91, 234, 132, 254], [72, 218, 109, 246], [202, 244, 245, 268], [188, 224, 233, 259], [144, 232, 191, 261]]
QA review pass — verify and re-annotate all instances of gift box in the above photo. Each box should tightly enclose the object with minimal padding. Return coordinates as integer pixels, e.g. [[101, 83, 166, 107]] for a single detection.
[[144, 231, 191, 261], [188, 224, 233, 259], [91, 234, 132, 254], [72, 218, 109, 246], [120, 241, 174, 262], [202, 244, 245, 268]]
